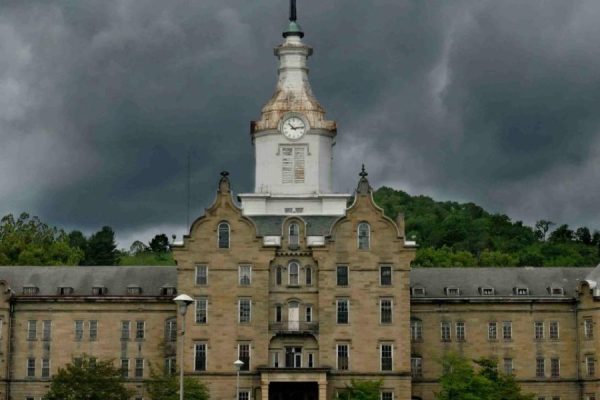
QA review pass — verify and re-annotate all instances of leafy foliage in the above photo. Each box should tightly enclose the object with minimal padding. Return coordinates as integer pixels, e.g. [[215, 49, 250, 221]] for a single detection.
[[119, 251, 176, 266], [374, 187, 600, 267], [145, 366, 209, 400], [436, 353, 533, 400], [0, 213, 83, 265], [336, 379, 382, 400], [83, 226, 119, 265], [43, 355, 133, 400], [149, 234, 170, 253]]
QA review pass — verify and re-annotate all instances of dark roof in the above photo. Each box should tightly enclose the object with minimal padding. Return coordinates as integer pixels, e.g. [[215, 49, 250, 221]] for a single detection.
[[0, 266, 177, 297], [410, 267, 594, 299], [249, 215, 339, 236]]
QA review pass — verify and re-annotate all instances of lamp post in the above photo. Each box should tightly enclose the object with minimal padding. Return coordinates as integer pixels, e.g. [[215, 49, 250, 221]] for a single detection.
[[174, 294, 194, 400], [234, 359, 244, 400]]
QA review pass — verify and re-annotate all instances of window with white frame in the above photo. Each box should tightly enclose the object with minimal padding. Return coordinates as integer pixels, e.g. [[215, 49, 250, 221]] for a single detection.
[[42, 320, 51, 341], [536, 357, 545, 377], [74, 320, 83, 341], [305, 306, 312, 323], [165, 356, 176, 375], [165, 318, 177, 342], [534, 321, 544, 340], [411, 356, 422, 378], [549, 321, 559, 340], [305, 266, 312, 286], [281, 146, 305, 184], [238, 343, 250, 371], [238, 391, 250, 400], [272, 352, 280, 368], [121, 359, 129, 378], [440, 321, 451, 342], [515, 287, 529, 295], [27, 357, 35, 377], [445, 287, 460, 296], [195, 343, 207, 371], [239, 265, 252, 286], [456, 321, 466, 342], [41, 358, 50, 378], [585, 318, 594, 339], [196, 298, 208, 324], [550, 357, 560, 378], [380, 265, 392, 286], [357, 222, 370, 250], [307, 353, 314, 368], [488, 322, 497, 340], [239, 299, 251, 323], [380, 298, 393, 324], [135, 321, 145, 339], [380, 343, 393, 371], [411, 319, 423, 341], [504, 358, 513, 375], [27, 320, 37, 340], [276, 266, 283, 285], [195, 265, 208, 285], [135, 358, 144, 378], [218, 222, 230, 249], [586, 355, 595, 377], [503, 321, 512, 340], [89, 320, 98, 341], [336, 299, 349, 324], [121, 321, 130, 340], [337, 343, 349, 370], [336, 265, 349, 286], [288, 262, 299, 286], [585, 394, 596, 400], [381, 392, 394, 400], [289, 223, 300, 248]]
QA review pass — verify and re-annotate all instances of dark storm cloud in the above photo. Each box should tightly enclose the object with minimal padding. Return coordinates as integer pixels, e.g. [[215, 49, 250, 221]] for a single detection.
[[1, 0, 600, 246]]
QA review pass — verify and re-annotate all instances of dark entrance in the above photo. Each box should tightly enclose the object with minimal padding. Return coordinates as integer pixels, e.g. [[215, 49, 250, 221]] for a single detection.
[[269, 382, 318, 400]]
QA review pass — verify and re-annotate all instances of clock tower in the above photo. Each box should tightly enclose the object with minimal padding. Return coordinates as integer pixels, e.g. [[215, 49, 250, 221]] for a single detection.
[[239, 1, 350, 216]]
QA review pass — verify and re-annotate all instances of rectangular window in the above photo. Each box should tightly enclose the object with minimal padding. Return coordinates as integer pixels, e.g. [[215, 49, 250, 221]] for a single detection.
[[135, 358, 144, 378], [380, 298, 393, 324], [337, 344, 349, 370], [380, 265, 392, 286], [411, 319, 423, 342], [585, 395, 596, 400], [549, 321, 559, 340], [456, 322, 466, 342], [136, 321, 145, 339], [305, 306, 312, 323], [536, 358, 545, 378], [89, 320, 98, 341], [336, 299, 349, 324], [281, 146, 305, 184], [121, 321, 130, 340], [238, 343, 250, 371], [305, 267, 312, 286], [196, 298, 208, 324], [336, 266, 349, 286], [42, 358, 50, 378], [275, 305, 282, 322], [165, 357, 176, 375], [585, 318, 594, 339], [27, 358, 35, 377], [504, 358, 513, 375], [75, 320, 84, 341], [488, 322, 497, 340], [411, 357, 422, 378], [121, 359, 129, 378], [380, 344, 393, 371], [441, 321, 451, 342], [535, 321, 544, 340], [586, 355, 595, 377], [285, 346, 303, 368], [381, 393, 394, 400], [550, 358, 560, 378], [27, 320, 37, 340], [166, 319, 177, 342], [195, 343, 206, 371], [503, 321, 512, 340], [272, 352, 280, 368], [288, 263, 299, 286], [42, 320, 51, 341], [239, 265, 252, 286], [195, 265, 208, 285], [239, 299, 251, 323], [307, 353, 314, 368], [238, 391, 250, 400]]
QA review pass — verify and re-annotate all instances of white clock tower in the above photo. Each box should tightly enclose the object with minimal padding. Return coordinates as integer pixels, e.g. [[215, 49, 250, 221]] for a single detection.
[[239, 1, 350, 216]]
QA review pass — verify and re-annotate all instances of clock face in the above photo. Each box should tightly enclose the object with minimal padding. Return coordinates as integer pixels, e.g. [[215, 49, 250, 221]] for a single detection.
[[282, 117, 306, 140]]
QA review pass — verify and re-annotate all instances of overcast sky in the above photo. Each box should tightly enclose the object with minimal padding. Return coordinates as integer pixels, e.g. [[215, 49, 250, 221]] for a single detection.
[[2, 0, 600, 248]]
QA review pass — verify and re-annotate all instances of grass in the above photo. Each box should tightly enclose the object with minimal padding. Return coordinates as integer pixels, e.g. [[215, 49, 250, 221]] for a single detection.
[[119, 252, 176, 266]]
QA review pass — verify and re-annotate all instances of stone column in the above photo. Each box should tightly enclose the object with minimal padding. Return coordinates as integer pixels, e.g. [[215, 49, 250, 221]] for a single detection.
[[261, 382, 269, 400], [318, 382, 327, 400]]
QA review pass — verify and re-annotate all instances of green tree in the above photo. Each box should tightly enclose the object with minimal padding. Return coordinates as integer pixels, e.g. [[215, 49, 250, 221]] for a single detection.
[[0, 213, 83, 265], [436, 353, 533, 400], [149, 234, 170, 254], [84, 226, 119, 265], [548, 224, 574, 243], [575, 227, 592, 245], [43, 355, 132, 400], [336, 379, 382, 400], [129, 240, 148, 255], [145, 366, 209, 400], [534, 220, 554, 241]]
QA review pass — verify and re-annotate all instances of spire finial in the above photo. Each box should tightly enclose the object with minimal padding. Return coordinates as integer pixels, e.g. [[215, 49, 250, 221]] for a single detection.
[[359, 164, 368, 178], [220, 170, 230, 178], [290, 0, 297, 21]]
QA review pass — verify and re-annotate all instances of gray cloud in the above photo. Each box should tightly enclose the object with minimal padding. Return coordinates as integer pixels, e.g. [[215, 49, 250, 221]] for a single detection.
[[1, 0, 599, 246]]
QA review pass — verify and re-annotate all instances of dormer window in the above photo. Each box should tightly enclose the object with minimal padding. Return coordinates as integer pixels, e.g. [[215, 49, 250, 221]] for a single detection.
[[480, 287, 495, 296], [58, 287, 74, 295], [218, 222, 230, 249], [161, 286, 177, 296], [549, 287, 564, 296], [127, 286, 142, 295], [514, 287, 529, 296], [289, 223, 300, 249], [92, 286, 107, 296], [411, 287, 426, 297], [445, 287, 460, 296], [22, 286, 39, 295]]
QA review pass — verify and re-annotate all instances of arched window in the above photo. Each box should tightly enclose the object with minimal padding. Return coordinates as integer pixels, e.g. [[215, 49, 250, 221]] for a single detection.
[[288, 262, 299, 286], [218, 222, 230, 249], [276, 266, 283, 286], [289, 223, 300, 249], [305, 266, 312, 286], [357, 222, 370, 250]]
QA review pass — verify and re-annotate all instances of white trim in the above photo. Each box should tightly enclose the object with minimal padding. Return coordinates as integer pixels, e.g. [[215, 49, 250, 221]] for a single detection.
[[336, 343, 349, 370], [195, 264, 208, 286], [194, 342, 207, 371], [336, 298, 349, 324], [379, 297, 393, 324], [238, 298, 252, 323], [195, 298, 208, 324], [237, 342, 251, 371], [288, 262, 300, 285], [239, 265, 252, 286], [288, 223, 300, 247], [380, 343, 393, 371]]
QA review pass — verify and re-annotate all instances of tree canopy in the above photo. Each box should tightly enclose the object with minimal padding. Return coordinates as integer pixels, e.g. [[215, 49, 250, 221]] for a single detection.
[[43, 355, 133, 400], [336, 379, 382, 400], [145, 366, 209, 400]]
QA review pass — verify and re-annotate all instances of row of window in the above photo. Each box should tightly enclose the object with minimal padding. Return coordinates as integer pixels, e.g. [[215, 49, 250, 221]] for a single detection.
[[214, 221, 372, 250], [411, 286, 566, 297], [26, 320, 154, 341], [410, 320, 567, 342], [21, 286, 176, 296]]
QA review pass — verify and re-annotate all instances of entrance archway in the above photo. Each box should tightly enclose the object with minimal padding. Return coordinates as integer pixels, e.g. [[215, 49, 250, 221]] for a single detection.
[[269, 382, 318, 400]]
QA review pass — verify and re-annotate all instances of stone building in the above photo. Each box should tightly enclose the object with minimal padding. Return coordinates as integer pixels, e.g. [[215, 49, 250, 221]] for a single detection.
[[0, 2, 599, 400]]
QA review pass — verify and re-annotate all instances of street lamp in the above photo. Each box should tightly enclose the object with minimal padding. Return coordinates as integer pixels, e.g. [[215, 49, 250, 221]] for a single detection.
[[234, 359, 244, 400], [174, 294, 194, 400]]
